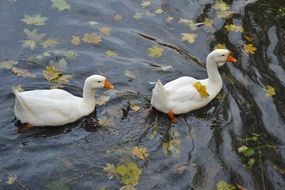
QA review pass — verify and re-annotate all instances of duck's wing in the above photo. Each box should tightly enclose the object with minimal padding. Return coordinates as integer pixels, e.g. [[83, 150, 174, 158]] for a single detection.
[[164, 76, 197, 92], [151, 80, 169, 110]]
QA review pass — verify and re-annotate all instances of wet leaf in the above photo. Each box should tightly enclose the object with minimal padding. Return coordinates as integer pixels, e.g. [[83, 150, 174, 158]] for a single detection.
[[82, 33, 102, 45], [0, 60, 18, 69], [133, 12, 143, 20], [132, 146, 148, 160], [114, 14, 122, 21], [181, 33, 197, 44], [273, 164, 285, 174], [238, 145, 248, 153], [88, 20, 98, 26], [247, 158, 255, 169], [12, 84, 24, 92], [6, 176, 17, 185], [96, 95, 110, 106], [105, 50, 118, 57], [124, 70, 136, 79], [264, 85, 276, 97], [244, 35, 253, 42], [214, 44, 226, 49], [116, 162, 142, 186], [163, 139, 181, 157], [214, 2, 234, 18], [51, 0, 71, 11], [12, 67, 35, 78], [120, 185, 136, 190], [236, 184, 248, 190], [41, 39, 59, 48], [22, 40, 37, 49], [98, 118, 112, 127], [148, 46, 164, 57], [53, 75, 72, 84], [43, 66, 60, 81], [50, 58, 68, 72], [141, 1, 151, 8], [243, 44, 257, 54], [103, 163, 116, 179], [21, 14, 48, 25], [216, 180, 237, 190], [179, 18, 197, 30], [166, 16, 173, 23], [243, 148, 255, 157], [154, 8, 163, 14], [203, 18, 213, 27], [99, 27, 112, 36], [45, 180, 70, 190], [130, 105, 140, 112], [193, 82, 209, 98], [224, 24, 244, 32], [71, 36, 81, 46], [22, 29, 46, 49]]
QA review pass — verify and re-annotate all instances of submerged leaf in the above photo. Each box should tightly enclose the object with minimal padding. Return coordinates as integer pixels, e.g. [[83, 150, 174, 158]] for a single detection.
[[116, 162, 142, 186], [132, 146, 148, 160], [193, 82, 209, 98], [181, 33, 197, 44], [0, 60, 18, 69], [6, 176, 17, 185], [41, 39, 59, 48], [163, 139, 181, 157], [82, 33, 102, 45], [133, 12, 143, 20], [141, 1, 151, 8], [203, 18, 213, 27], [22, 40, 37, 49], [51, 0, 71, 11], [243, 44, 257, 54], [45, 180, 70, 190], [12, 67, 35, 78], [96, 95, 110, 106], [154, 8, 163, 14], [214, 2, 234, 18], [224, 24, 244, 32], [216, 180, 237, 190], [98, 118, 113, 127], [99, 27, 112, 36], [148, 46, 164, 57], [22, 29, 46, 49], [114, 14, 122, 21], [21, 14, 48, 25], [179, 18, 197, 30], [247, 158, 255, 169], [264, 85, 276, 97], [103, 163, 117, 179], [71, 36, 81, 46], [105, 50, 118, 57]]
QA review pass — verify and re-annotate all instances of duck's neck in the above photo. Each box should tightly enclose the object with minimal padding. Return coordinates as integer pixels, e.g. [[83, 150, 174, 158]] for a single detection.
[[206, 56, 222, 83], [83, 83, 96, 105]]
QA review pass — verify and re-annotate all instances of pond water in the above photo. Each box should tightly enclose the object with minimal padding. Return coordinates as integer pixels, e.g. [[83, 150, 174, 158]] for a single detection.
[[0, 0, 285, 189]]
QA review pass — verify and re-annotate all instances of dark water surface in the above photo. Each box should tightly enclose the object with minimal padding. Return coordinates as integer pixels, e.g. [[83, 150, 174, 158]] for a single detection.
[[0, 0, 285, 189]]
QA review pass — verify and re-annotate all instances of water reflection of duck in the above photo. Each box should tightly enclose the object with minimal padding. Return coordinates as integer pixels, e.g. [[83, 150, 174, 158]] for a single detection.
[[151, 49, 237, 122], [14, 75, 114, 128]]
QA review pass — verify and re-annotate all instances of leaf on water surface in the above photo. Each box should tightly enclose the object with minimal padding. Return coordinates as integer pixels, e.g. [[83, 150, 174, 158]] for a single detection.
[[105, 50, 118, 57], [214, 44, 226, 49], [53, 74, 72, 84], [99, 27, 112, 36], [181, 33, 197, 44], [0, 60, 18, 69], [103, 163, 117, 179], [82, 33, 102, 45], [216, 180, 237, 190], [71, 36, 81, 46], [133, 12, 143, 20], [214, 1, 234, 18], [154, 8, 164, 14], [193, 82, 209, 98], [116, 162, 142, 186], [12, 67, 35, 78], [163, 139, 181, 157], [41, 39, 59, 48], [141, 1, 151, 8], [243, 44, 257, 54], [98, 118, 113, 127], [21, 14, 48, 25], [6, 176, 17, 185], [244, 35, 253, 42], [166, 16, 173, 23], [179, 18, 197, 30], [114, 14, 122, 21], [124, 70, 136, 79], [224, 24, 244, 32], [130, 105, 140, 112], [237, 145, 248, 153], [50, 58, 68, 72], [12, 84, 24, 92], [22, 29, 46, 49], [44, 180, 70, 190], [273, 164, 285, 174], [132, 146, 148, 160], [243, 148, 255, 157], [203, 18, 213, 27], [43, 65, 71, 84], [247, 158, 255, 169], [120, 185, 136, 190], [148, 46, 164, 57], [22, 40, 37, 49], [96, 95, 110, 106], [264, 85, 276, 97], [51, 0, 71, 11]]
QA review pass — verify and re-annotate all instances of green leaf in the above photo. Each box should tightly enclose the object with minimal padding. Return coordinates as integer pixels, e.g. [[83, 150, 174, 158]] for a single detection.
[[51, 0, 71, 11], [243, 148, 255, 157], [216, 180, 237, 190], [247, 158, 255, 169], [116, 162, 142, 186], [6, 176, 17, 185], [21, 14, 48, 25]]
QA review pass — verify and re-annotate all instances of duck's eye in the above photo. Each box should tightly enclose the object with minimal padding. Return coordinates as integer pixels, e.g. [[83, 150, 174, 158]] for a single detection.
[[98, 81, 102, 83], [221, 54, 225, 56]]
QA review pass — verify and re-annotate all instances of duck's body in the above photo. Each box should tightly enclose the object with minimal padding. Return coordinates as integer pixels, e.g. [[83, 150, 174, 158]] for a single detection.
[[151, 49, 237, 122], [14, 75, 114, 127]]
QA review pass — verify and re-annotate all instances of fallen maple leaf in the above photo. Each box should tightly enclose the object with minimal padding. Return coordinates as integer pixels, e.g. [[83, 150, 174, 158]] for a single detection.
[[51, 0, 71, 11], [21, 14, 48, 25], [105, 50, 118, 57], [71, 36, 81, 46], [41, 39, 59, 48], [244, 44, 257, 54], [0, 60, 18, 69], [99, 27, 112, 36], [132, 146, 148, 160], [264, 85, 276, 97], [82, 33, 102, 45], [181, 33, 197, 44], [193, 82, 209, 98], [224, 24, 244, 32], [148, 45, 164, 57], [12, 67, 35, 78], [114, 14, 122, 21]]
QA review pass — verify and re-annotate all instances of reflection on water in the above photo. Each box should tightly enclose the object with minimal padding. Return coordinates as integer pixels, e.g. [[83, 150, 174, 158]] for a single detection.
[[0, 0, 285, 189]]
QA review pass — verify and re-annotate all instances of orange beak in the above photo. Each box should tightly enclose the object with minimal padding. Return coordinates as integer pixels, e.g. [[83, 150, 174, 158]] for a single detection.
[[227, 52, 237, 63], [104, 80, 114, 89]]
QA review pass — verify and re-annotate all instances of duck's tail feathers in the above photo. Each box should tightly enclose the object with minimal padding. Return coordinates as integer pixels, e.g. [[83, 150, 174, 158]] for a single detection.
[[151, 80, 168, 108]]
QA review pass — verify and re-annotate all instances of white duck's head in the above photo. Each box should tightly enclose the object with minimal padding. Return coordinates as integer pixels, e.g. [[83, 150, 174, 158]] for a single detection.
[[85, 75, 114, 90], [208, 49, 237, 67]]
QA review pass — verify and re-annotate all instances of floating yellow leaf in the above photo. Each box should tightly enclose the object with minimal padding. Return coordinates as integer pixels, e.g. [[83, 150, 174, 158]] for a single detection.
[[99, 27, 112, 36], [43, 65, 60, 81], [193, 82, 209, 98], [244, 35, 253, 42], [214, 43, 226, 49], [82, 33, 102, 45], [12, 67, 35, 78], [51, 0, 71, 11], [71, 36, 81, 46], [21, 14, 48, 26], [203, 18, 213, 27], [114, 14, 122, 21], [130, 105, 140, 112], [132, 146, 148, 160], [224, 24, 244, 32], [0, 60, 18, 69], [116, 162, 142, 186], [244, 44, 257, 54], [148, 45, 164, 57], [41, 39, 59, 48], [105, 50, 118, 57], [181, 33, 197, 44], [154, 8, 164, 14], [214, 2, 233, 18], [134, 12, 143, 20], [265, 85, 276, 97], [141, 1, 151, 8]]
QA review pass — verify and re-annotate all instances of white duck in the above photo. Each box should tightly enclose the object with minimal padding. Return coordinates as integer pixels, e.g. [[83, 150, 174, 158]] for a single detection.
[[151, 49, 237, 122], [14, 75, 114, 127]]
